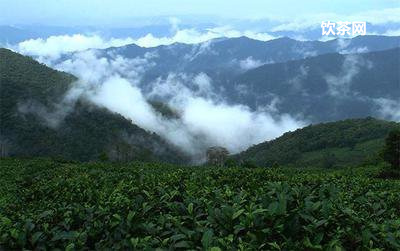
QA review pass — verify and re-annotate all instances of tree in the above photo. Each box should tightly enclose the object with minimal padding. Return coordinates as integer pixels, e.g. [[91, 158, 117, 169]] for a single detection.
[[99, 151, 109, 162], [382, 129, 400, 169], [206, 147, 229, 167], [271, 161, 280, 168], [241, 160, 258, 169], [322, 152, 336, 168], [224, 157, 237, 168]]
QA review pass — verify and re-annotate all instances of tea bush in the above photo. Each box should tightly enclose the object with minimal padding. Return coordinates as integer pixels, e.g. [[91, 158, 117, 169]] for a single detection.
[[0, 159, 399, 250]]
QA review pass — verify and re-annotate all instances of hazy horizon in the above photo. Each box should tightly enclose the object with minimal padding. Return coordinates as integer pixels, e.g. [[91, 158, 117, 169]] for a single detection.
[[1, 0, 399, 28]]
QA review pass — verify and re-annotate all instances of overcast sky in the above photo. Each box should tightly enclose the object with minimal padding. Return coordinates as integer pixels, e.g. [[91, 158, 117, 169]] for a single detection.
[[1, 0, 399, 26]]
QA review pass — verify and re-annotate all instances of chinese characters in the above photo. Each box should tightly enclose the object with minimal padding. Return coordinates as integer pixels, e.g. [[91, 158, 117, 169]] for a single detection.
[[321, 21, 366, 36]]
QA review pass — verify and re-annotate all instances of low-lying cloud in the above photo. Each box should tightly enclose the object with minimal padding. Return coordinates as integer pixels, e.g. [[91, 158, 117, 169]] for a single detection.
[[10, 30, 399, 162], [325, 54, 372, 97], [238, 57, 266, 70], [15, 34, 136, 63], [146, 73, 304, 156], [11, 26, 277, 64], [16, 43, 305, 161], [374, 98, 400, 122]]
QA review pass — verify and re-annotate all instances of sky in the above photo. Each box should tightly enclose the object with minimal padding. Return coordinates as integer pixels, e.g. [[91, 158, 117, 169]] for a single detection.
[[1, 0, 399, 26]]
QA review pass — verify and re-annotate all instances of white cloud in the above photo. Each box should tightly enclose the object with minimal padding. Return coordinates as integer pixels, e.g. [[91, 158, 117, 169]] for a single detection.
[[14, 44, 302, 161], [184, 39, 218, 61], [179, 98, 302, 153], [11, 32, 306, 161], [287, 65, 309, 95], [89, 76, 162, 132], [325, 54, 372, 97], [55, 50, 154, 84], [239, 57, 265, 70], [11, 26, 277, 64], [15, 34, 136, 62], [145, 73, 305, 156], [335, 38, 369, 54], [374, 98, 400, 122], [193, 72, 213, 96], [234, 84, 250, 96], [17, 83, 83, 128], [383, 29, 400, 36], [133, 26, 276, 47]]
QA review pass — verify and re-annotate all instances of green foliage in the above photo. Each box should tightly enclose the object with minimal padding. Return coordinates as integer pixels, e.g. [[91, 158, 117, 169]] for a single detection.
[[322, 152, 337, 169], [236, 47, 400, 122], [224, 157, 237, 168], [148, 100, 180, 119], [0, 48, 188, 164], [241, 160, 258, 169], [271, 161, 280, 168], [0, 158, 399, 250], [238, 118, 400, 168], [99, 152, 109, 162], [376, 169, 400, 179], [382, 129, 400, 169]]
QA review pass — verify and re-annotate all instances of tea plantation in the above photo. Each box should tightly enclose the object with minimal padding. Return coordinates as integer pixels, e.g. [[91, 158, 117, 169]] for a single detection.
[[0, 158, 399, 250]]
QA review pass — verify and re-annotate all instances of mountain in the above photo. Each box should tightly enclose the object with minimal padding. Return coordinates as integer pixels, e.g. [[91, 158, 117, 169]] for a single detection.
[[101, 35, 400, 78], [237, 117, 400, 168], [229, 47, 400, 122], [0, 26, 39, 45], [93, 35, 400, 107], [0, 48, 188, 163]]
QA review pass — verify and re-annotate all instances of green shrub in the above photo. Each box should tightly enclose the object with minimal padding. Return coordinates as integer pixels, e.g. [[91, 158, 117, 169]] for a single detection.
[[241, 160, 258, 169], [1, 158, 399, 250], [382, 129, 400, 169]]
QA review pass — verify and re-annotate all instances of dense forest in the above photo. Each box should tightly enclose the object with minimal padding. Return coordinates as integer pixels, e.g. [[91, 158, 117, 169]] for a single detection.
[[237, 118, 400, 168], [231, 47, 400, 121], [0, 48, 188, 163], [1, 48, 399, 168]]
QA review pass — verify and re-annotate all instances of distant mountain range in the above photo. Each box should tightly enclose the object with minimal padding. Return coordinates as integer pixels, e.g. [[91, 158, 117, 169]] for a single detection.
[[229, 47, 400, 122], [101, 35, 400, 79], [96, 35, 400, 122]]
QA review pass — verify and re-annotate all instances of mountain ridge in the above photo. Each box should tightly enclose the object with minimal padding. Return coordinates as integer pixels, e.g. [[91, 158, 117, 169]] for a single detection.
[[0, 48, 188, 163], [228, 47, 400, 122], [236, 117, 400, 168]]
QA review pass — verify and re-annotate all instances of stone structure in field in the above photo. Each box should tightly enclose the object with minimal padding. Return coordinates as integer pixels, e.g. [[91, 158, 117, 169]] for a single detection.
[[206, 146, 229, 167]]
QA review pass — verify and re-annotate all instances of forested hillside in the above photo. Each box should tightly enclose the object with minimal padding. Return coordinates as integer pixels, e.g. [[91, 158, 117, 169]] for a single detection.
[[103, 35, 400, 78], [237, 118, 400, 168], [230, 48, 400, 121], [0, 48, 188, 163]]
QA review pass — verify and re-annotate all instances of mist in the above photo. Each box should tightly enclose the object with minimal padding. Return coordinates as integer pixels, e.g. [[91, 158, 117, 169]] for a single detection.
[[11, 26, 277, 64], [9, 33, 307, 161]]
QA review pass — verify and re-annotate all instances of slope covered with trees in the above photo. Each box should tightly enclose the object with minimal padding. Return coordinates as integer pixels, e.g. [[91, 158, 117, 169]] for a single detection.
[[230, 47, 400, 122], [99, 37, 400, 123], [0, 48, 188, 163], [237, 118, 400, 168], [103, 35, 400, 77]]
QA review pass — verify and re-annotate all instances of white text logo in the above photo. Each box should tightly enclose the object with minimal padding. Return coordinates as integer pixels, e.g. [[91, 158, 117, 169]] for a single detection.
[[321, 21, 366, 36]]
